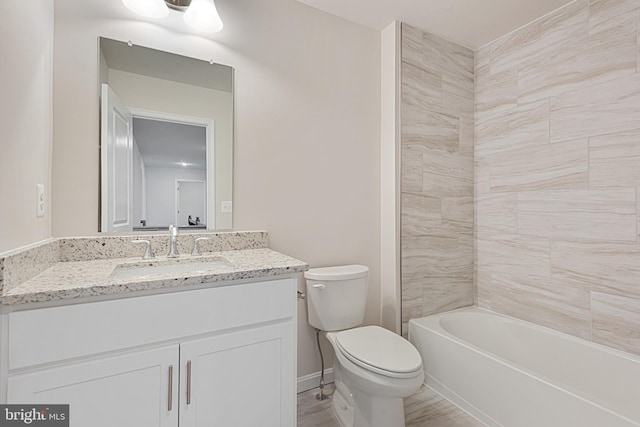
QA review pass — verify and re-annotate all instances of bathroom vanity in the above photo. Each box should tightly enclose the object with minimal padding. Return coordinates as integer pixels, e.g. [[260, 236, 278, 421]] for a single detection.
[[0, 232, 307, 427]]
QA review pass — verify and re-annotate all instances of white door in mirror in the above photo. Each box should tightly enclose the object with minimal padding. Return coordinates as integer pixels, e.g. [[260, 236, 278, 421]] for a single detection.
[[101, 84, 134, 232]]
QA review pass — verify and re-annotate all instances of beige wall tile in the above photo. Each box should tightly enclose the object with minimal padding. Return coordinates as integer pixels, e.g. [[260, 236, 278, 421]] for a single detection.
[[423, 171, 473, 197], [475, 67, 518, 121], [402, 234, 473, 282], [476, 192, 518, 234], [458, 116, 474, 157], [401, 24, 474, 324], [475, 267, 492, 308], [589, 0, 640, 33], [402, 108, 459, 153], [551, 240, 640, 298], [592, 292, 640, 356], [474, 43, 492, 80], [401, 147, 423, 192], [550, 72, 640, 143], [401, 276, 424, 323], [475, 0, 640, 355], [402, 61, 442, 112], [421, 277, 474, 316], [444, 69, 474, 154], [442, 195, 474, 232], [517, 188, 637, 241], [458, 232, 474, 266], [443, 73, 474, 157], [518, 17, 636, 103], [443, 73, 474, 116], [489, 139, 588, 192], [477, 234, 551, 277], [589, 130, 640, 187], [423, 32, 474, 81], [490, 273, 592, 339], [422, 151, 473, 196], [423, 150, 473, 182], [401, 23, 425, 67], [474, 166, 491, 195], [476, 100, 549, 157], [489, 0, 588, 75], [402, 192, 442, 237], [516, 39, 584, 103]]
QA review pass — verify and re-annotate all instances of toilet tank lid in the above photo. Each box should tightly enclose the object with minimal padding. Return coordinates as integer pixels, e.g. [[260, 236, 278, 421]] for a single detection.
[[304, 265, 369, 281]]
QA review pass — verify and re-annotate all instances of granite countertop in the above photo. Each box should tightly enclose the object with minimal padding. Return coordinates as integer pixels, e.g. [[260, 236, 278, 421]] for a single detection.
[[1, 248, 308, 306]]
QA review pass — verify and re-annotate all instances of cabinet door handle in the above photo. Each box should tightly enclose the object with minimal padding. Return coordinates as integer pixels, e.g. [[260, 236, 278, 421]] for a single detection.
[[168, 365, 174, 412], [186, 360, 192, 405]]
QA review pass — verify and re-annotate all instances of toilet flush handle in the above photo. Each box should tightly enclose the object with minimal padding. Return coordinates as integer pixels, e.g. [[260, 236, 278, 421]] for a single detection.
[[312, 283, 326, 290]]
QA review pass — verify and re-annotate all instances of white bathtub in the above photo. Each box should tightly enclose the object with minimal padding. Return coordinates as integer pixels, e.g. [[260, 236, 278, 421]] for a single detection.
[[409, 307, 640, 427]]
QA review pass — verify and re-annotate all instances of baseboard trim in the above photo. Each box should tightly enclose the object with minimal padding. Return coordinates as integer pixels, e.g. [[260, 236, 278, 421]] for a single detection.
[[297, 368, 334, 393]]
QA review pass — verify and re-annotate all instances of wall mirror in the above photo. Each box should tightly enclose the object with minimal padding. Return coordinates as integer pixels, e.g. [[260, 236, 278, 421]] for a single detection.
[[98, 37, 233, 232]]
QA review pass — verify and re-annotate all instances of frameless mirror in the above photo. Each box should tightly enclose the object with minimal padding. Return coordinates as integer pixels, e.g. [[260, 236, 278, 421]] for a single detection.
[[98, 37, 233, 232]]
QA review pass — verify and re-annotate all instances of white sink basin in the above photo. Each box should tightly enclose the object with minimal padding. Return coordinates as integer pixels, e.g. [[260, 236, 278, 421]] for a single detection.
[[110, 256, 234, 280]]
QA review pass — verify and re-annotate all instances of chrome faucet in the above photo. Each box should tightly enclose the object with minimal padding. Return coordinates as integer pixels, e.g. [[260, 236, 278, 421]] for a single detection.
[[168, 225, 180, 258], [191, 237, 210, 256], [132, 239, 155, 260]]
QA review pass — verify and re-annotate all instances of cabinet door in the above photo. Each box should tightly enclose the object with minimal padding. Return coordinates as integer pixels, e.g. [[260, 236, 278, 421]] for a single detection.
[[180, 322, 296, 427], [7, 345, 179, 427]]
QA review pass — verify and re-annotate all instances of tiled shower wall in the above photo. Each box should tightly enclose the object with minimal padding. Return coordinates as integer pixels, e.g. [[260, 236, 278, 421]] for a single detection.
[[400, 24, 475, 333], [476, 0, 640, 356]]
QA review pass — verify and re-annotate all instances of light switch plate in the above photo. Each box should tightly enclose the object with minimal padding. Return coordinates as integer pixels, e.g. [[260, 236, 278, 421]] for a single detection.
[[221, 201, 233, 213], [36, 184, 45, 218]]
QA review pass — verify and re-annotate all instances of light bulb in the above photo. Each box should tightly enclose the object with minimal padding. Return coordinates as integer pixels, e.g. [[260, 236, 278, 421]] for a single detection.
[[183, 0, 224, 33], [122, 0, 169, 19]]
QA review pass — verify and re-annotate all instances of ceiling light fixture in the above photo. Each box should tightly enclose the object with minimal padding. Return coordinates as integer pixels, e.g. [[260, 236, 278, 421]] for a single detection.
[[123, 0, 224, 33], [182, 0, 224, 33]]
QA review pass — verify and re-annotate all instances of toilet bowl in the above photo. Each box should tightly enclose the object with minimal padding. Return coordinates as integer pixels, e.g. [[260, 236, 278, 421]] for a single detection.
[[327, 326, 424, 427], [305, 265, 424, 427]]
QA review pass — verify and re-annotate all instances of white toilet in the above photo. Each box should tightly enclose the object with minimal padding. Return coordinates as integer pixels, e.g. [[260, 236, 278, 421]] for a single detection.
[[305, 265, 424, 427]]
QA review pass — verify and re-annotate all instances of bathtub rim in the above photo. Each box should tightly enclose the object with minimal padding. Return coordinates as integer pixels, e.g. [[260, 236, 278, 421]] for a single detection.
[[408, 306, 640, 426], [409, 306, 640, 366]]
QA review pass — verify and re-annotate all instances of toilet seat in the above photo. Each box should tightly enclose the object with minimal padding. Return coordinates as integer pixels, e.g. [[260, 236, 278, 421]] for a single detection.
[[335, 326, 422, 379]]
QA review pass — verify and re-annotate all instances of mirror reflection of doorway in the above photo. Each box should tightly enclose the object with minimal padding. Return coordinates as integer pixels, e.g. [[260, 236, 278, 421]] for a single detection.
[[132, 116, 210, 230], [176, 180, 206, 228], [101, 81, 215, 231]]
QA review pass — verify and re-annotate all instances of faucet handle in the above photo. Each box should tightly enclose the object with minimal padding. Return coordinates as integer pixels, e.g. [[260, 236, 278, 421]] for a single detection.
[[132, 239, 155, 260], [192, 237, 210, 256]]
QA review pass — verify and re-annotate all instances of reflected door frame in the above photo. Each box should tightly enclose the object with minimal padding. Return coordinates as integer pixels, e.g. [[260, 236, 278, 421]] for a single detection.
[[129, 108, 215, 230], [100, 84, 134, 233], [175, 179, 207, 227]]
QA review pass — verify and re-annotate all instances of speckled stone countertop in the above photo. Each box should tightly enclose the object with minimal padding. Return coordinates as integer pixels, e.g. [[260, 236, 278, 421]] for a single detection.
[[1, 248, 308, 306], [0, 231, 308, 306]]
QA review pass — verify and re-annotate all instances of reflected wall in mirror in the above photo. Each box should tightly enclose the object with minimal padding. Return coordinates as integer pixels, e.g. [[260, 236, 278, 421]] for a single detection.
[[99, 37, 233, 232]]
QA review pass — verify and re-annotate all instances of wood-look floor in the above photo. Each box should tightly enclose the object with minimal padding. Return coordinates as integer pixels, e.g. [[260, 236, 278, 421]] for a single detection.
[[297, 384, 486, 427]]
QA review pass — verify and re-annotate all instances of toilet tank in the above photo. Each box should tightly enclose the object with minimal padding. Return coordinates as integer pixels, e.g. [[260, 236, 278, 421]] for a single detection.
[[304, 265, 369, 332]]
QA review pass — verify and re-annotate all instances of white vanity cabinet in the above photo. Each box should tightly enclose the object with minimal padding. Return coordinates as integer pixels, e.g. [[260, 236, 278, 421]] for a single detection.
[[8, 345, 180, 427], [2, 277, 297, 427], [179, 323, 294, 426]]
